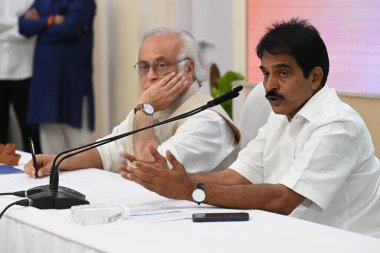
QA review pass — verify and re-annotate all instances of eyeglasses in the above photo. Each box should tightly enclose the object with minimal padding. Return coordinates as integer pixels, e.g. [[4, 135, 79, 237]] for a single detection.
[[133, 58, 189, 76]]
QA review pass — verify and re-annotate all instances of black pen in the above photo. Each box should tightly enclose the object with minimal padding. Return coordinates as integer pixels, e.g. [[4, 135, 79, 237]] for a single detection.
[[28, 138, 38, 178]]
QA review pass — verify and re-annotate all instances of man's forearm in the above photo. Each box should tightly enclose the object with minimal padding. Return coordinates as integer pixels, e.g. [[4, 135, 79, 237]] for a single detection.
[[132, 111, 160, 161], [194, 183, 305, 215], [60, 148, 103, 171], [190, 169, 251, 185]]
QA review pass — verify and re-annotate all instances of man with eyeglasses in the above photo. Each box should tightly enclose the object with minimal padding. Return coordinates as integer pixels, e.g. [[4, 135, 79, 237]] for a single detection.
[[24, 27, 240, 177]]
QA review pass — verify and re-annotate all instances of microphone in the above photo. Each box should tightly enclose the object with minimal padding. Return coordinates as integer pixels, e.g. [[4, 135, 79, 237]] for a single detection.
[[207, 85, 243, 107], [27, 86, 243, 209]]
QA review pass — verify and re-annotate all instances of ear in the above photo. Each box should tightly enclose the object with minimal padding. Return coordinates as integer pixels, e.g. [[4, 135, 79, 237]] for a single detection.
[[186, 59, 195, 80], [310, 67, 323, 90]]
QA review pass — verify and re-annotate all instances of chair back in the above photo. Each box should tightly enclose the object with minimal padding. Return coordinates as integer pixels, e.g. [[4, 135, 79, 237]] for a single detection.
[[238, 82, 272, 149]]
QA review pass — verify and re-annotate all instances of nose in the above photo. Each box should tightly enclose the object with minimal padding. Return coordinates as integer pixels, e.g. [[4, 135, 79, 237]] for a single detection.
[[264, 75, 278, 92], [146, 65, 158, 81]]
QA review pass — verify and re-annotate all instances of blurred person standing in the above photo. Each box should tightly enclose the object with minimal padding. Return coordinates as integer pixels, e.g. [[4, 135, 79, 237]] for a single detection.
[[0, 0, 41, 153], [19, 0, 96, 154]]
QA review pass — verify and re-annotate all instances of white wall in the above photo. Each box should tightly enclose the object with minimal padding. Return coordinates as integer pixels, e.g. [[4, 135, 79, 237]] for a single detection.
[[174, 0, 234, 76]]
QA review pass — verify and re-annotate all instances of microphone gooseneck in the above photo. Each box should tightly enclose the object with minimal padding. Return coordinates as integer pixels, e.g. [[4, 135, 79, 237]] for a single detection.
[[28, 86, 243, 209]]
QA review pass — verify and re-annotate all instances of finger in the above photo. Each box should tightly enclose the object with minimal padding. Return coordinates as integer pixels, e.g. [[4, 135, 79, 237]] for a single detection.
[[121, 170, 156, 192], [165, 75, 188, 98], [148, 144, 167, 163], [24, 160, 36, 178], [119, 163, 137, 180], [37, 165, 52, 178], [159, 72, 177, 87], [120, 171, 131, 180], [124, 162, 156, 184], [132, 161, 161, 176], [117, 164, 128, 173], [150, 72, 176, 90], [166, 150, 186, 172], [164, 73, 184, 90], [120, 151, 135, 163]]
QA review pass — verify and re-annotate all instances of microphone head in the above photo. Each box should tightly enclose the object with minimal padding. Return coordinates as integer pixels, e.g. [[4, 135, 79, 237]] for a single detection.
[[207, 85, 243, 107], [233, 85, 243, 93]]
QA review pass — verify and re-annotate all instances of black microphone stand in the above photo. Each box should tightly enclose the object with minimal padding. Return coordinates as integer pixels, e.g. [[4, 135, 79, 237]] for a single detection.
[[27, 86, 243, 209]]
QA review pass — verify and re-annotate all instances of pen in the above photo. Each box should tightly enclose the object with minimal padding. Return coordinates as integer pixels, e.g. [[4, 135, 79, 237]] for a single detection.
[[28, 138, 38, 178]]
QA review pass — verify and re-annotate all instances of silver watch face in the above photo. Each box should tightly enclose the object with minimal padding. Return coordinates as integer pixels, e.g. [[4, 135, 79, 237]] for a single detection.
[[143, 103, 155, 115], [192, 188, 206, 203]]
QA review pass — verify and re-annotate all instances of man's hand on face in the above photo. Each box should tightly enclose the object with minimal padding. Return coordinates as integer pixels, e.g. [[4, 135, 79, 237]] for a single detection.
[[139, 72, 191, 111], [118, 144, 195, 200]]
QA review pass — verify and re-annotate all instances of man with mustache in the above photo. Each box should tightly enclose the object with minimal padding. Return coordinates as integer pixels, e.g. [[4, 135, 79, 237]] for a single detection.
[[119, 18, 380, 238]]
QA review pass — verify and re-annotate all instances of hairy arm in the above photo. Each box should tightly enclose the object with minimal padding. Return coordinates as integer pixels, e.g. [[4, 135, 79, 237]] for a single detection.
[[190, 169, 251, 185], [120, 147, 305, 215], [60, 148, 103, 171], [192, 183, 305, 215], [132, 111, 159, 161], [190, 169, 304, 214]]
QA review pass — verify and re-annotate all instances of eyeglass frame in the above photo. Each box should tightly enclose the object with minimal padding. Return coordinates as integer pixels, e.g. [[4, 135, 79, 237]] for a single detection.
[[133, 57, 190, 76]]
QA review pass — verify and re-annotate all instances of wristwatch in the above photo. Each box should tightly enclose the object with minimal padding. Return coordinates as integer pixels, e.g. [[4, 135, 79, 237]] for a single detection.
[[134, 103, 155, 115], [192, 183, 206, 205]]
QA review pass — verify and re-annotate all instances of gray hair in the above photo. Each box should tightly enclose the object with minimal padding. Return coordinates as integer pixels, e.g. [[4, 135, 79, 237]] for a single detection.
[[140, 27, 209, 84]]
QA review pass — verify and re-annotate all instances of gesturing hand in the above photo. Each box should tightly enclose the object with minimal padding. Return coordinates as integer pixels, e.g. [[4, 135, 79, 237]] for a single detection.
[[118, 144, 195, 200]]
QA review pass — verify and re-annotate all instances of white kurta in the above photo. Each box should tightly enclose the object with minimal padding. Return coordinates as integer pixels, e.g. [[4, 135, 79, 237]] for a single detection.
[[97, 109, 236, 174], [230, 85, 380, 238]]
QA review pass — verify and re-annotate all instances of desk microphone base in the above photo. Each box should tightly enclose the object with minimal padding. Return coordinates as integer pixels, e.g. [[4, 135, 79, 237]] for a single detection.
[[27, 185, 89, 209]]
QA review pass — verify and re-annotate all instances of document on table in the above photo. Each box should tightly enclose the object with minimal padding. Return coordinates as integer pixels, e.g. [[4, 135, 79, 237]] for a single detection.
[[129, 200, 193, 222], [0, 151, 30, 174], [128, 200, 254, 223], [0, 164, 24, 174], [130, 210, 191, 223]]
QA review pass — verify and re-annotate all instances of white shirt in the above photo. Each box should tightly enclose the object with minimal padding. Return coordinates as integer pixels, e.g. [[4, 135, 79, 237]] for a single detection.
[[0, 0, 35, 80], [97, 109, 236, 174], [230, 85, 380, 238]]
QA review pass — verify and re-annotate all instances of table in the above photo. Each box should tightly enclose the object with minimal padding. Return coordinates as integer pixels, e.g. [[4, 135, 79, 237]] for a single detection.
[[1, 167, 380, 253]]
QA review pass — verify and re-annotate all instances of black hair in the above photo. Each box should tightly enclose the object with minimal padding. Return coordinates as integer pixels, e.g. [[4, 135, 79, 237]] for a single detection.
[[256, 17, 329, 86]]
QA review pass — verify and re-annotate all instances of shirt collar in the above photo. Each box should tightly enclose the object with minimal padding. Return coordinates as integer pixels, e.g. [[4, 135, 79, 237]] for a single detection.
[[293, 85, 334, 122]]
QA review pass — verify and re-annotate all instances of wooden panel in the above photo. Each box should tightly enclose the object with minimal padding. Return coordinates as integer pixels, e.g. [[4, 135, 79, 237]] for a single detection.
[[339, 95, 380, 158]]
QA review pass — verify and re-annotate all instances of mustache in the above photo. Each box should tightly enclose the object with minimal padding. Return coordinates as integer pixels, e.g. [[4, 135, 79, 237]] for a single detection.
[[265, 90, 284, 100]]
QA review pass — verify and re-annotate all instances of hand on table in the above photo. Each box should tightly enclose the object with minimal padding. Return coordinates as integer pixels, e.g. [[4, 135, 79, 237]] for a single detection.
[[24, 154, 55, 178]]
